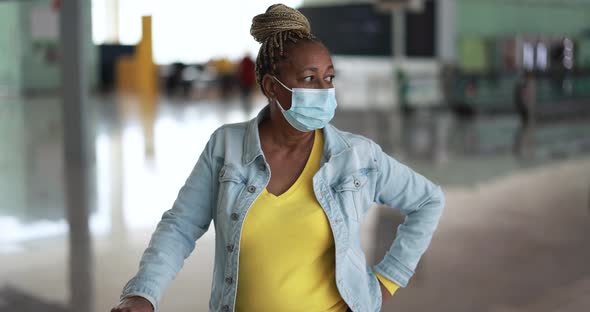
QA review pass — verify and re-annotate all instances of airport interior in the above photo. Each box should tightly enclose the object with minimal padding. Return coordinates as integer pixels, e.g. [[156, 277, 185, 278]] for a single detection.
[[0, 0, 589, 311]]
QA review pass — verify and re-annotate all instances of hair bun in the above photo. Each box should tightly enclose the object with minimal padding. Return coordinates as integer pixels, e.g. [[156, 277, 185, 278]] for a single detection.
[[250, 4, 311, 44]]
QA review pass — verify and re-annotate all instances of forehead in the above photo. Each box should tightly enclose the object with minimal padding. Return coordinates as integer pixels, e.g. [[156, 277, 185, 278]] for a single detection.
[[281, 41, 333, 72]]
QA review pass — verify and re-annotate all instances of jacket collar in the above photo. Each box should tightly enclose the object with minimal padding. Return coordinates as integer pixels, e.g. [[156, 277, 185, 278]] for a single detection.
[[242, 105, 351, 165], [242, 107, 267, 165]]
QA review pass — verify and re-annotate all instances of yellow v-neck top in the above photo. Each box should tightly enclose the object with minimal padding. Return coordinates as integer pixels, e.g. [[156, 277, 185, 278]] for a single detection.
[[235, 130, 398, 312]]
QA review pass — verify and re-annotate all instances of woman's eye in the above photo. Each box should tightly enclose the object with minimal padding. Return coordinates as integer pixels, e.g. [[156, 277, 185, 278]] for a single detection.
[[325, 75, 335, 83], [303, 76, 313, 82]]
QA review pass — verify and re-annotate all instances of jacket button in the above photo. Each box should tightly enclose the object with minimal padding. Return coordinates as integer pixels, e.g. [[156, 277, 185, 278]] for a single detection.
[[247, 185, 256, 193], [354, 179, 361, 188], [231, 213, 239, 221], [222, 305, 230, 312], [225, 276, 234, 284], [259, 164, 266, 171], [226, 244, 234, 252]]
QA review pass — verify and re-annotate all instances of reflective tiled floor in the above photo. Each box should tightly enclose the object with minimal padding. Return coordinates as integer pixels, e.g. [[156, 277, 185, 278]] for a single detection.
[[1, 93, 589, 311]]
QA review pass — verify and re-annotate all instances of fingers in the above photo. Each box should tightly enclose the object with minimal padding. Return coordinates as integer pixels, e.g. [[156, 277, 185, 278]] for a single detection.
[[110, 296, 153, 312]]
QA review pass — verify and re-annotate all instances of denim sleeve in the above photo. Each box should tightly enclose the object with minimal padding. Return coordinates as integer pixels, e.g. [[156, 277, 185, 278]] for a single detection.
[[370, 141, 445, 288], [120, 135, 216, 311]]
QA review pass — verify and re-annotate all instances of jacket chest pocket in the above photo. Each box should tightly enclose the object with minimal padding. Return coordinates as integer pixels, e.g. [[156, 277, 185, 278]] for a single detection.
[[216, 164, 246, 222], [332, 173, 369, 222]]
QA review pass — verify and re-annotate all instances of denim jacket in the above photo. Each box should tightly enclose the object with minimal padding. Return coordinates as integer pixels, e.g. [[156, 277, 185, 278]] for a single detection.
[[121, 107, 445, 312]]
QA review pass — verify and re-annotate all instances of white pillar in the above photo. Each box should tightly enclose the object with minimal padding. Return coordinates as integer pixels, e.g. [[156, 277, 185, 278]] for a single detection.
[[436, 0, 457, 63], [60, 1, 94, 311], [393, 9, 406, 59]]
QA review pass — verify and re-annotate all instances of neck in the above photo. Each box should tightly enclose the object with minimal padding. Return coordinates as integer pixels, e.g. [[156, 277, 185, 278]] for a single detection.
[[260, 104, 314, 149]]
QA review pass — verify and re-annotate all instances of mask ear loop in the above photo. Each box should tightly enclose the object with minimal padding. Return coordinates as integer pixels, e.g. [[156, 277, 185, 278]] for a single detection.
[[271, 76, 293, 111], [275, 99, 287, 112], [272, 76, 293, 92]]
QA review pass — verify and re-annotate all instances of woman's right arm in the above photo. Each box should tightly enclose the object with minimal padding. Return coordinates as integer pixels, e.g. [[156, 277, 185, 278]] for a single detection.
[[114, 135, 218, 311]]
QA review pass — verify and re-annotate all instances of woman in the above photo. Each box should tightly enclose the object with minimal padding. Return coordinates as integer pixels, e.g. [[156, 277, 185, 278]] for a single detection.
[[111, 4, 444, 312]]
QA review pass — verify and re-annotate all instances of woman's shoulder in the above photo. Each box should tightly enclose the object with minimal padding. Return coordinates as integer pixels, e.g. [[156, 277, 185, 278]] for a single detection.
[[325, 124, 378, 150], [211, 121, 250, 140]]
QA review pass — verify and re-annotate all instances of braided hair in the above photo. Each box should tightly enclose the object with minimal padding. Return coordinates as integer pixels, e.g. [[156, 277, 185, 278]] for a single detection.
[[250, 4, 320, 95]]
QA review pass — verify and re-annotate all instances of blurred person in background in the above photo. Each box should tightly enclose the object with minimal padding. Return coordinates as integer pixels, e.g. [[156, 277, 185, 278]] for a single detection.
[[111, 4, 444, 312], [214, 57, 237, 100], [396, 69, 410, 114], [513, 71, 536, 158], [237, 53, 256, 114]]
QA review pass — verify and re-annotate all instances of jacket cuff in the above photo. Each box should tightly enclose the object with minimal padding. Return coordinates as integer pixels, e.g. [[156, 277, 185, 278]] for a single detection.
[[374, 271, 400, 295], [121, 277, 160, 312], [373, 254, 414, 288]]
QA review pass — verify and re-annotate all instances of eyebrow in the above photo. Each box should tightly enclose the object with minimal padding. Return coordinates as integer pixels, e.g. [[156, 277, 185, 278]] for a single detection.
[[299, 65, 335, 73]]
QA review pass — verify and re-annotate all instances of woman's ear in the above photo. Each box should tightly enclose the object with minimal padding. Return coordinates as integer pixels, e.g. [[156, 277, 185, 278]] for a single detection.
[[261, 74, 275, 99]]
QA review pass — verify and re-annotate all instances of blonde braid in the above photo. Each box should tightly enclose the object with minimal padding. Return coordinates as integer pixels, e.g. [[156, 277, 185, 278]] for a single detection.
[[250, 4, 317, 95]]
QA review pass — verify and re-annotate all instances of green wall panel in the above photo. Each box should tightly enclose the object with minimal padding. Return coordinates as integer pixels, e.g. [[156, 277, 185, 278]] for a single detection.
[[457, 1, 590, 36], [0, 3, 23, 91]]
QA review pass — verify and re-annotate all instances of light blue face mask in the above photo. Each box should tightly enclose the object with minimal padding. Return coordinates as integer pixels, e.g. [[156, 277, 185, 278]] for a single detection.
[[273, 76, 338, 132]]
